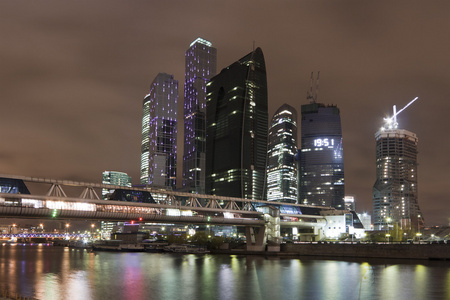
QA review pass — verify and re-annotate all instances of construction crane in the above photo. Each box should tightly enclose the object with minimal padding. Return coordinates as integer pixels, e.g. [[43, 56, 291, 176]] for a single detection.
[[306, 71, 320, 103], [383, 97, 419, 129]]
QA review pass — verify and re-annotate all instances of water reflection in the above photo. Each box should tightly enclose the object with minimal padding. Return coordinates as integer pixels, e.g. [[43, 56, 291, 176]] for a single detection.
[[0, 245, 448, 300]]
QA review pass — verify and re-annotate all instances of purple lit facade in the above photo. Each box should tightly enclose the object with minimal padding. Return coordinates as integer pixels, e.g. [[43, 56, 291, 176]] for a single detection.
[[140, 73, 178, 188], [182, 38, 217, 193]]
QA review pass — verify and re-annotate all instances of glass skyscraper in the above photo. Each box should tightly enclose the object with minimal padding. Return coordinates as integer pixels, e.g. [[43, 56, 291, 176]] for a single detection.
[[101, 171, 132, 233], [267, 104, 298, 203], [299, 102, 345, 209], [373, 125, 423, 231], [102, 171, 132, 200], [183, 38, 217, 194], [206, 47, 268, 200], [140, 73, 178, 188]]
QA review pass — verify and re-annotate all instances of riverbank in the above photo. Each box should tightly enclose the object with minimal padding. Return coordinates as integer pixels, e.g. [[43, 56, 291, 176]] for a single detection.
[[212, 242, 450, 260]]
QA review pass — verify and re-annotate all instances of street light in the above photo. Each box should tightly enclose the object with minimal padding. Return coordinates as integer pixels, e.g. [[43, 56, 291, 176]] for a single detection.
[[385, 217, 392, 243], [417, 214, 421, 233], [10, 223, 16, 234], [416, 232, 422, 244], [65, 223, 70, 234]]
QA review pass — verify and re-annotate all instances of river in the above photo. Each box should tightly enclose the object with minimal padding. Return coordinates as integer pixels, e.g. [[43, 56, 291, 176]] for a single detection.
[[0, 244, 448, 300]]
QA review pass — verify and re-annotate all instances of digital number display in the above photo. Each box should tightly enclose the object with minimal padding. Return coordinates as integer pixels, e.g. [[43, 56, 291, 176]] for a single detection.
[[314, 138, 335, 148]]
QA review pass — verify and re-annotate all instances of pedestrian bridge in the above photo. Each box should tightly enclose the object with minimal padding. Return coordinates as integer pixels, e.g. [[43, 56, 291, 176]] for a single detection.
[[0, 192, 267, 226], [0, 174, 339, 251], [0, 174, 332, 226]]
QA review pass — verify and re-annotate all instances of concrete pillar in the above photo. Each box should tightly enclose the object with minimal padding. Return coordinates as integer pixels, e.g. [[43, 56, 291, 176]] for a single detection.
[[245, 226, 266, 252], [265, 206, 281, 252]]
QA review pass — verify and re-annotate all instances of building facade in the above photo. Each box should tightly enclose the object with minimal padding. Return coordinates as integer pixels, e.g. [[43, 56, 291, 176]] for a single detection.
[[299, 102, 345, 209], [182, 38, 217, 194], [373, 127, 423, 231], [102, 171, 132, 200], [267, 104, 298, 203], [344, 196, 356, 211], [140, 73, 178, 188], [206, 47, 268, 200], [101, 171, 132, 233]]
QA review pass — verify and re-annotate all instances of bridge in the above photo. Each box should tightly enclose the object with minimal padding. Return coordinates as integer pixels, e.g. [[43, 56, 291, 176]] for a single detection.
[[0, 174, 344, 251]]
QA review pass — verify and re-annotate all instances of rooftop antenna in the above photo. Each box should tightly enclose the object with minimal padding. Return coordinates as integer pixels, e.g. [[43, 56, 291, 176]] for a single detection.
[[252, 41, 256, 51], [383, 97, 419, 129]]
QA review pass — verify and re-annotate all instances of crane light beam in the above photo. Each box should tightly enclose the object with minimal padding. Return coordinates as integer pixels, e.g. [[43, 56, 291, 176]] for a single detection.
[[383, 97, 419, 129]]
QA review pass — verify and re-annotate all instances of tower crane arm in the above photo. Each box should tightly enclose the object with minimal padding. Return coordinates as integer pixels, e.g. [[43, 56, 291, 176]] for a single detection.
[[393, 97, 418, 121]]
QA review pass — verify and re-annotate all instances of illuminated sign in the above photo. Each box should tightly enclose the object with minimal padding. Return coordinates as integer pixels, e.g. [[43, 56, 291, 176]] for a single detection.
[[314, 138, 335, 148]]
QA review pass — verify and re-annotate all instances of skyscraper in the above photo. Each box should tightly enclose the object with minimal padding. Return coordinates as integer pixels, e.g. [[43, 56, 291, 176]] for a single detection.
[[101, 171, 132, 233], [183, 38, 217, 194], [267, 104, 298, 203], [299, 101, 345, 209], [206, 47, 268, 200], [373, 100, 423, 231], [140, 73, 178, 188], [102, 171, 132, 200]]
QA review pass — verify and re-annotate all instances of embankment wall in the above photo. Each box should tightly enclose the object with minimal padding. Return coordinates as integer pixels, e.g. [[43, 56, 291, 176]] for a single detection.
[[280, 243, 449, 260]]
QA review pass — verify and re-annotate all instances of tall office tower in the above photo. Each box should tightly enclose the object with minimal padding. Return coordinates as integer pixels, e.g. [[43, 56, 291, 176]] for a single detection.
[[140, 73, 178, 188], [299, 100, 345, 209], [344, 196, 356, 211], [206, 47, 268, 200], [295, 149, 302, 203], [266, 104, 298, 203], [102, 171, 132, 200], [373, 99, 423, 231], [183, 38, 217, 194], [101, 171, 132, 233]]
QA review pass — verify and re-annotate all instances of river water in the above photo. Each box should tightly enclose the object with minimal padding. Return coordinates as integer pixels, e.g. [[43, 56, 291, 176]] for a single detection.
[[0, 244, 448, 300]]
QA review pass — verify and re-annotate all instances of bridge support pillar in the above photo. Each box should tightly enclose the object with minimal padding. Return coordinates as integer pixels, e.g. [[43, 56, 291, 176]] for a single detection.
[[244, 205, 281, 252], [245, 226, 266, 252], [264, 206, 281, 252]]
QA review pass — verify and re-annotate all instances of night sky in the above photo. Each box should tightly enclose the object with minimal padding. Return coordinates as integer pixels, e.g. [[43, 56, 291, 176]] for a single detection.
[[1, 1, 449, 225]]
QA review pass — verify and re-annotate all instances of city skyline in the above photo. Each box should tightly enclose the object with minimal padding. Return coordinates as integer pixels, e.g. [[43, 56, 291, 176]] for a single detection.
[[0, 1, 449, 225]]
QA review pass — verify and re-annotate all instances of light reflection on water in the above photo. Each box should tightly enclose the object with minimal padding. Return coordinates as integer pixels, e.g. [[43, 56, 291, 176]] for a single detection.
[[0, 245, 448, 300]]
